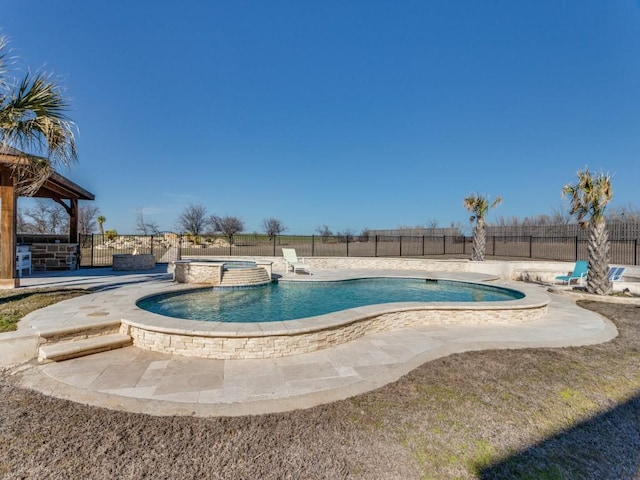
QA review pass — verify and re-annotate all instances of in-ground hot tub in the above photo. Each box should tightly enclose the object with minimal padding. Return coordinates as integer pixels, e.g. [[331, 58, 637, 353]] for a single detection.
[[172, 259, 273, 286]]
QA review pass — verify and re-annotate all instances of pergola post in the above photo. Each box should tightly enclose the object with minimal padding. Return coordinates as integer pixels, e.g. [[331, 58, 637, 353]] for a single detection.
[[69, 198, 79, 243], [0, 171, 19, 288]]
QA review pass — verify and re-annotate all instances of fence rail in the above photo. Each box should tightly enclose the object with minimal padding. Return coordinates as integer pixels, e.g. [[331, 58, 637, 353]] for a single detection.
[[76, 234, 640, 267]]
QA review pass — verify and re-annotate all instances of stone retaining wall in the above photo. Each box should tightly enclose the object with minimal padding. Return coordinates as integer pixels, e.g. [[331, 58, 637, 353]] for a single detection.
[[272, 256, 640, 286], [122, 303, 547, 360]]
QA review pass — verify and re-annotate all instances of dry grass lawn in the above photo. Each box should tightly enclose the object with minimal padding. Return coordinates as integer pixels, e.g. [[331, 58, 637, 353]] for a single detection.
[[0, 298, 639, 479]]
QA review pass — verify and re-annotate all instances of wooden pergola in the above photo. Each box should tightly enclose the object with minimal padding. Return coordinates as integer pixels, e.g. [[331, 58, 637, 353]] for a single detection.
[[0, 145, 95, 288]]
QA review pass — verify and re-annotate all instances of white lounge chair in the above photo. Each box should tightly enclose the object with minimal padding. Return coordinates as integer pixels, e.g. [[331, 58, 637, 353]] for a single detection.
[[282, 248, 310, 274]]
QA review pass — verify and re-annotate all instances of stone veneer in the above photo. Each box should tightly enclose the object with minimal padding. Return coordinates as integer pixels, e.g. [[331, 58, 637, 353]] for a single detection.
[[112, 254, 156, 271], [30, 243, 78, 271], [173, 261, 223, 285]]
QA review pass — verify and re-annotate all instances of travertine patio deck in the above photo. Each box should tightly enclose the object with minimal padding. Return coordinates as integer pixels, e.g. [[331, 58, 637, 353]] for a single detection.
[[7, 264, 617, 417]]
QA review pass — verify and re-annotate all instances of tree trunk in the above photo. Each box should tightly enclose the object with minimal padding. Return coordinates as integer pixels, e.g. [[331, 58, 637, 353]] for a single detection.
[[471, 220, 486, 261], [586, 218, 611, 295]]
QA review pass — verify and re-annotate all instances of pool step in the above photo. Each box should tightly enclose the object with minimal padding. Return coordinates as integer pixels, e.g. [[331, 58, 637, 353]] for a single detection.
[[36, 320, 131, 363], [219, 267, 271, 287], [38, 333, 132, 363]]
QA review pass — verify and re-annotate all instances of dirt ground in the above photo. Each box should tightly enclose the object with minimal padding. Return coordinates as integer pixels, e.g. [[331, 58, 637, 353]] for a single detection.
[[1, 300, 639, 479]]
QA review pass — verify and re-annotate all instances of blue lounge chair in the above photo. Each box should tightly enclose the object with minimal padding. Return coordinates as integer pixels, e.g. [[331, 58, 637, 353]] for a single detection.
[[555, 260, 588, 285], [608, 266, 626, 282]]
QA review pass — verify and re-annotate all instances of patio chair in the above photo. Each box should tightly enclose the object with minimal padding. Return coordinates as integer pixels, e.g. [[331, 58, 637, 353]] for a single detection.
[[16, 245, 31, 277], [608, 266, 626, 282], [282, 248, 311, 274], [555, 260, 588, 286]]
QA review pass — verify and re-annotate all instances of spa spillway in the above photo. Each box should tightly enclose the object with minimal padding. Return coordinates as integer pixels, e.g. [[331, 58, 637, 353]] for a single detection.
[[172, 259, 273, 287]]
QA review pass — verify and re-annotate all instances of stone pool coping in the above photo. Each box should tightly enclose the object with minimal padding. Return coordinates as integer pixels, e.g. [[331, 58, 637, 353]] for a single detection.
[[118, 274, 550, 359]]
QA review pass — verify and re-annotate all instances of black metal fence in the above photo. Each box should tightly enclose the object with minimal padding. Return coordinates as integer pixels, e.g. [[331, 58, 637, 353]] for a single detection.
[[77, 233, 640, 267]]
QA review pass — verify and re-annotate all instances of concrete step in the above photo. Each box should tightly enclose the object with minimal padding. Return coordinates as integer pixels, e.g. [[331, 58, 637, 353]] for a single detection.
[[38, 333, 132, 363], [38, 319, 122, 344]]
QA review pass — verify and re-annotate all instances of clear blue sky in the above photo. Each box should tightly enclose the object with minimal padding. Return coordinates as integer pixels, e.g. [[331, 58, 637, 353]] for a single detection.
[[2, 1, 639, 234]]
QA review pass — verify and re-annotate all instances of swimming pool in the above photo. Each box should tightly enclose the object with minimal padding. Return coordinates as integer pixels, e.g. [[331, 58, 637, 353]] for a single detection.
[[137, 278, 524, 323], [121, 268, 548, 360]]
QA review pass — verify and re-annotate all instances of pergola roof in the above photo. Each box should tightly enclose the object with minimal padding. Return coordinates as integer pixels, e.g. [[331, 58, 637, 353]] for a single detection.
[[0, 144, 95, 287], [0, 144, 95, 201]]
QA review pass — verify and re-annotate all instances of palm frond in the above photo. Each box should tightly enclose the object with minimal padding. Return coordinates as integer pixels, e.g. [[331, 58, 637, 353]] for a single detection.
[[0, 37, 78, 196]]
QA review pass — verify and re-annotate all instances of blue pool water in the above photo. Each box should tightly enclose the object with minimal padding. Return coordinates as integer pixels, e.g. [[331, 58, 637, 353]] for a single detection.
[[137, 278, 524, 323]]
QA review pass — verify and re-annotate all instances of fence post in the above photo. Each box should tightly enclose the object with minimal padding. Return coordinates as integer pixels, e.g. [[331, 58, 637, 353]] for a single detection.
[[443, 236, 446, 255], [90, 234, 94, 267], [346, 235, 349, 257], [312, 235, 315, 257], [635, 239, 638, 266], [375, 235, 378, 257], [493, 236, 496, 257], [575, 236, 579, 261], [529, 236, 532, 259], [150, 235, 154, 258], [273, 235, 276, 257], [399, 236, 403, 256]]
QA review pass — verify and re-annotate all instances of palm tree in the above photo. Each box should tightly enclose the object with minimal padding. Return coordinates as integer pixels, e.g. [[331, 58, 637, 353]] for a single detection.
[[562, 167, 613, 295], [0, 36, 77, 196], [463, 193, 502, 261], [97, 215, 106, 237]]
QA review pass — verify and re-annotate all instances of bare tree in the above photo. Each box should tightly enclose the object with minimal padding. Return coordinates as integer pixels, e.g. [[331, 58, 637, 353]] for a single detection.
[[176, 203, 210, 236], [608, 203, 640, 223], [17, 209, 28, 233], [20, 199, 68, 234], [494, 215, 521, 227], [262, 218, 286, 239], [211, 215, 245, 244], [135, 209, 160, 235], [450, 221, 465, 236], [78, 204, 101, 235], [315, 225, 332, 242], [358, 228, 371, 242], [549, 206, 572, 225], [336, 229, 355, 243]]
